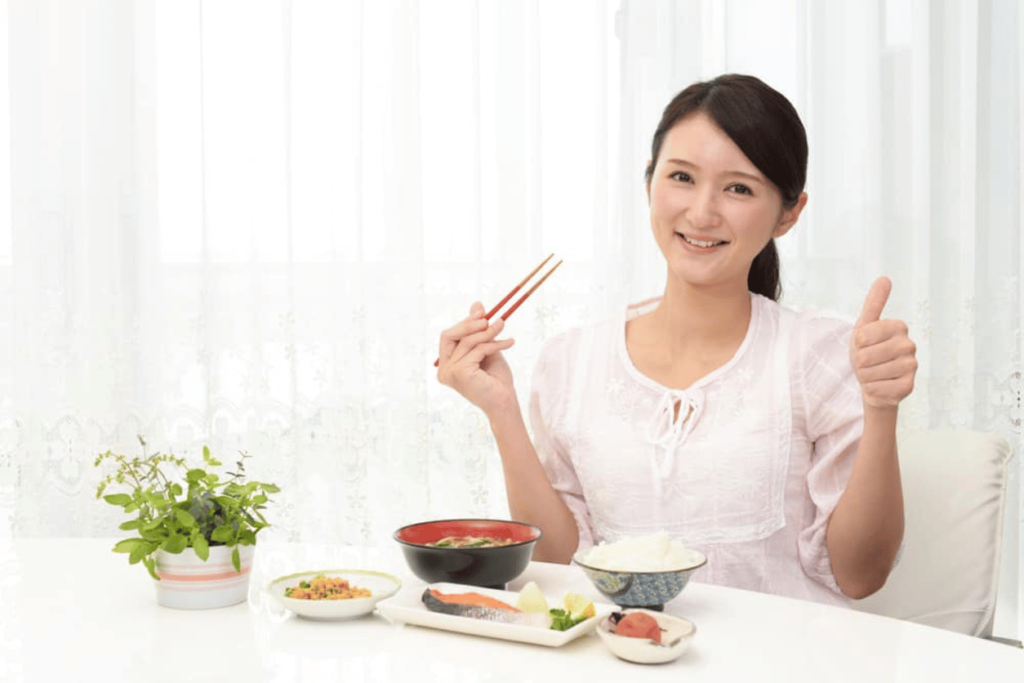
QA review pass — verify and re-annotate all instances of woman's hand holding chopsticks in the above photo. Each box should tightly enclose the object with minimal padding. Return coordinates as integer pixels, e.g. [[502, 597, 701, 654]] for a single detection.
[[435, 255, 561, 415], [434, 257, 578, 563], [436, 302, 518, 417]]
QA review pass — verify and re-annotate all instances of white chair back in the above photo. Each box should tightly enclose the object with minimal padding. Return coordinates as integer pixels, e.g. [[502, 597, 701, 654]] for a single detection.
[[852, 429, 1013, 637]]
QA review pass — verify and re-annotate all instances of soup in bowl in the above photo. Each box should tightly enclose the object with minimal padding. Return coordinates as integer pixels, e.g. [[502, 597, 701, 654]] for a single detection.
[[393, 518, 541, 588]]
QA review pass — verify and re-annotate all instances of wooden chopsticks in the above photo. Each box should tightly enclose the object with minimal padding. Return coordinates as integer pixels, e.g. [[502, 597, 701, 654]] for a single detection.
[[434, 254, 563, 367]]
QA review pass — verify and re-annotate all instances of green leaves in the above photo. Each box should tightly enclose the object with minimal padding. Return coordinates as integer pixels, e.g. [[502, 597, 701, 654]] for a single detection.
[[112, 538, 145, 554], [129, 541, 159, 565], [143, 556, 159, 580], [211, 525, 234, 544], [221, 483, 244, 499], [548, 608, 589, 632], [174, 508, 198, 530], [201, 445, 222, 467], [147, 493, 170, 510], [192, 534, 210, 561], [94, 439, 280, 580], [161, 534, 188, 554]]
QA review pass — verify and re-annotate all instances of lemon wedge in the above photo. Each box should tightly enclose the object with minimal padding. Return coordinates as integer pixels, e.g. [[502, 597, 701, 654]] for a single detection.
[[562, 592, 596, 619], [516, 581, 550, 613]]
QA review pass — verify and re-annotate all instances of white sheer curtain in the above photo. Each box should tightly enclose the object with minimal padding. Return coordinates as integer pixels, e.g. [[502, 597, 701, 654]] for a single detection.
[[616, 0, 1023, 638], [0, 0, 622, 543], [1, 0, 1021, 638]]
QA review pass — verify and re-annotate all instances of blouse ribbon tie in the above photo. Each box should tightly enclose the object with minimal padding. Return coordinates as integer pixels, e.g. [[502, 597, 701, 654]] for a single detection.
[[644, 388, 704, 478]]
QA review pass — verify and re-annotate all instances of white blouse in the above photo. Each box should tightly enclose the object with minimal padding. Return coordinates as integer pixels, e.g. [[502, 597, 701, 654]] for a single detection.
[[529, 293, 865, 606]]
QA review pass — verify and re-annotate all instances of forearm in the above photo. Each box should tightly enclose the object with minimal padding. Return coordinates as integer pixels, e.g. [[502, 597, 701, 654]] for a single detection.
[[487, 402, 579, 564], [825, 406, 905, 599]]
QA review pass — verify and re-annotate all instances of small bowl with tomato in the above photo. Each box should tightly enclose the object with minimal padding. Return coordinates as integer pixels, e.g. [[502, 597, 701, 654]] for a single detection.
[[597, 609, 696, 664]]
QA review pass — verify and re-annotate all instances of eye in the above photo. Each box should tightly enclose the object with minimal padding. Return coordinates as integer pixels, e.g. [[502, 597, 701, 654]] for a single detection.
[[727, 184, 753, 195], [669, 171, 692, 183]]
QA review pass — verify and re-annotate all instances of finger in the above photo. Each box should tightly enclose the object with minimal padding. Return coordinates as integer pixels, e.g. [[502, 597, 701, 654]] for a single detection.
[[861, 376, 916, 407], [438, 316, 490, 358], [851, 330, 915, 366], [856, 276, 892, 327], [852, 318, 909, 349], [438, 302, 490, 364], [441, 315, 489, 340], [462, 338, 516, 366], [447, 318, 507, 366], [859, 336, 915, 367], [855, 356, 918, 384]]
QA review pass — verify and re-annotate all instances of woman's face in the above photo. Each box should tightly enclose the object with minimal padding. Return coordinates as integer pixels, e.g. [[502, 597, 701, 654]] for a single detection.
[[646, 111, 806, 295]]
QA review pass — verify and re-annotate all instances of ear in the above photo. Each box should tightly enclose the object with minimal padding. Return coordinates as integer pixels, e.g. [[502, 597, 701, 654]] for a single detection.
[[645, 160, 653, 203], [773, 191, 807, 238]]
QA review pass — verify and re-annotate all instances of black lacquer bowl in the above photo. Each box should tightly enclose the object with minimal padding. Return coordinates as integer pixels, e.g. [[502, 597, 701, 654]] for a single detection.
[[393, 518, 541, 589]]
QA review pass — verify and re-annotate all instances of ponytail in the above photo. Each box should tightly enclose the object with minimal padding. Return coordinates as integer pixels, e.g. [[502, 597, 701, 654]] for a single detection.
[[748, 240, 781, 301]]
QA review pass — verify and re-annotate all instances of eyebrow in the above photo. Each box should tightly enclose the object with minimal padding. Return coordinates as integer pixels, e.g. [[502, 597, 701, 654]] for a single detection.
[[664, 158, 766, 184]]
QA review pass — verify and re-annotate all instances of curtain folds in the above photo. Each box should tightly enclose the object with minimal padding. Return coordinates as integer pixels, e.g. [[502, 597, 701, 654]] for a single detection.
[[1, 0, 622, 546], [1, 0, 1021, 637]]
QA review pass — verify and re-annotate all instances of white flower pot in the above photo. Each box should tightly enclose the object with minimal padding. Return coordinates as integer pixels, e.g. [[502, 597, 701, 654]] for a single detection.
[[153, 544, 255, 609]]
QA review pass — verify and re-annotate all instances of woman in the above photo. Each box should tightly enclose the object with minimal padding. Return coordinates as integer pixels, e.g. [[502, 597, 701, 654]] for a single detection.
[[437, 74, 916, 605]]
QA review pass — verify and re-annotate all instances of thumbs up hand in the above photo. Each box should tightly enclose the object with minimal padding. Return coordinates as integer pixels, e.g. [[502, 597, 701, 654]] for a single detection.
[[850, 276, 918, 409]]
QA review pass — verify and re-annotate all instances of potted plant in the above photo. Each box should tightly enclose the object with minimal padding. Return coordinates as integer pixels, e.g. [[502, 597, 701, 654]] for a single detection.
[[94, 436, 280, 609]]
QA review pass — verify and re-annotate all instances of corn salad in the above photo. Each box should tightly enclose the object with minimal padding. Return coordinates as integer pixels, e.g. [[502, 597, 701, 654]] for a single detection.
[[284, 575, 372, 600]]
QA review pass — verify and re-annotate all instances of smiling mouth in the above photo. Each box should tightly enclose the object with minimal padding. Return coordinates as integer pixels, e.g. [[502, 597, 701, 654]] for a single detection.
[[678, 233, 728, 248]]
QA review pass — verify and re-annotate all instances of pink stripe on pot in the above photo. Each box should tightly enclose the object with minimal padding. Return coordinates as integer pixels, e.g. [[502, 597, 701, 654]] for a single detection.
[[156, 579, 250, 592], [157, 561, 235, 573], [156, 567, 252, 582]]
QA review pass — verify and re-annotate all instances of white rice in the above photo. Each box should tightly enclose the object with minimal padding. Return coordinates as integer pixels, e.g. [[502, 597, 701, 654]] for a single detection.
[[579, 532, 703, 572]]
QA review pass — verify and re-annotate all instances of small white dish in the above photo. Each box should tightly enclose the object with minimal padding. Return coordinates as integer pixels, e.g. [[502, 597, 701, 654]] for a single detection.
[[267, 569, 402, 620], [597, 609, 696, 664]]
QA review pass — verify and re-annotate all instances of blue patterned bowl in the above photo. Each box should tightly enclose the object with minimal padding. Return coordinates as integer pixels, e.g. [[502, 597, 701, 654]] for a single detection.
[[572, 550, 707, 611]]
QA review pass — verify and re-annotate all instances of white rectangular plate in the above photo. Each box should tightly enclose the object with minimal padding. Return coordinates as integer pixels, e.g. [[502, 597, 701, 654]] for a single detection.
[[376, 582, 613, 647]]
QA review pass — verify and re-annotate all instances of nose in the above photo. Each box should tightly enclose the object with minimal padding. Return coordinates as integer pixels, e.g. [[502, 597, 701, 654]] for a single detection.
[[686, 185, 721, 229]]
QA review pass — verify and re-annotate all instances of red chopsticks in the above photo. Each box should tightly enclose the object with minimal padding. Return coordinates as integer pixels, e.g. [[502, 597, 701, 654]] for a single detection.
[[434, 255, 563, 367]]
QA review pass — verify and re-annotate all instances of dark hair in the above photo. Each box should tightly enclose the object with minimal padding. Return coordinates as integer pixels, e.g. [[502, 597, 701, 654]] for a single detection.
[[644, 74, 808, 301]]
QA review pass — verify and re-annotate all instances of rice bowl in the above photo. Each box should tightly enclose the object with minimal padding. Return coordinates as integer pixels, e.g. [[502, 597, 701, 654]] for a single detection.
[[579, 532, 705, 572], [573, 533, 707, 610]]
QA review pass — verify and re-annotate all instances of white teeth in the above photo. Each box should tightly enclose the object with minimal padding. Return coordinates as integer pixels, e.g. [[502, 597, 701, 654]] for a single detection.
[[682, 235, 724, 248]]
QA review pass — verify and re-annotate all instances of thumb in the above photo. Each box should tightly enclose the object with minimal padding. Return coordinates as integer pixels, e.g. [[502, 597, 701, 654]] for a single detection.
[[856, 276, 892, 327], [470, 301, 486, 316]]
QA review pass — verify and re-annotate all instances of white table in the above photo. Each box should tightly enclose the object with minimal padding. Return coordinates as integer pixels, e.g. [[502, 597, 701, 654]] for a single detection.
[[3, 538, 1022, 682]]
